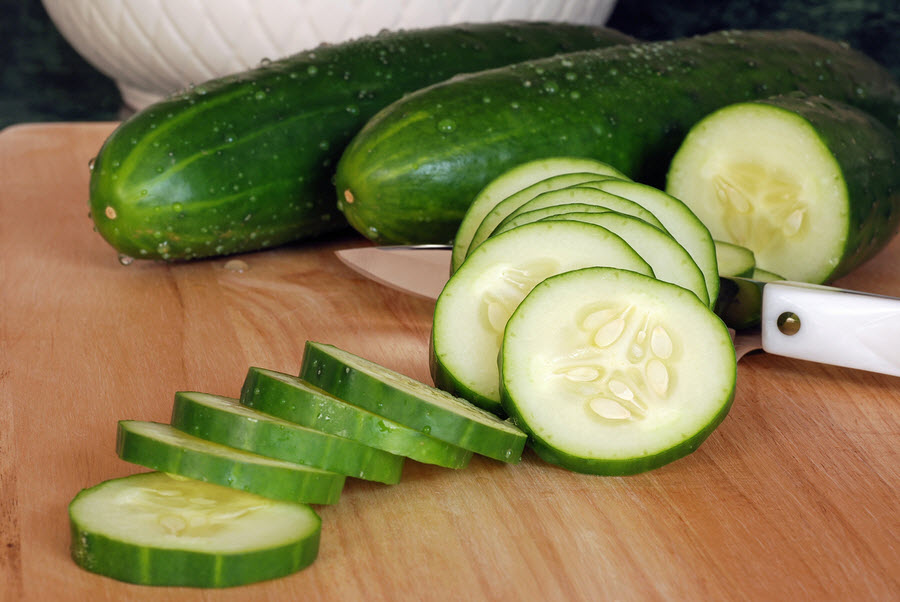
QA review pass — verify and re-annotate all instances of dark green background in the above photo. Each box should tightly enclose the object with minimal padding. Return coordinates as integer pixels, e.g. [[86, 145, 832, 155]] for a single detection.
[[2, 0, 897, 130]]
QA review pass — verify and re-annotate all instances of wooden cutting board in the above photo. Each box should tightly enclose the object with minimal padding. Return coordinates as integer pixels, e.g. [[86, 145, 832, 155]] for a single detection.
[[1, 123, 898, 602]]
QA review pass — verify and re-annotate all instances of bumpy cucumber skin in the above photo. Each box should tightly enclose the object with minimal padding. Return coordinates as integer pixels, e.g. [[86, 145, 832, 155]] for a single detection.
[[170, 392, 404, 484], [116, 421, 345, 504], [336, 29, 900, 245], [87, 23, 636, 261], [300, 342, 527, 463], [69, 473, 321, 587], [747, 95, 900, 283], [240, 367, 472, 469]]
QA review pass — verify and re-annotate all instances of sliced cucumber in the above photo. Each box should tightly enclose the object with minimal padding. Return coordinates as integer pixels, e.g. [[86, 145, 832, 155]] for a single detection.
[[432, 220, 654, 415], [489, 203, 614, 235], [463, 172, 625, 267], [299, 342, 526, 463], [715, 240, 756, 277], [116, 420, 344, 504], [666, 94, 900, 284], [240, 367, 472, 469], [578, 179, 719, 307], [451, 158, 629, 273], [170, 391, 403, 484], [69, 472, 320, 587], [543, 212, 709, 306], [500, 267, 736, 475]]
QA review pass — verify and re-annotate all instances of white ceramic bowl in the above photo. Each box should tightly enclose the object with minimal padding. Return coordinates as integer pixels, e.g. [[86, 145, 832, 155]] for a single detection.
[[43, 0, 617, 111]]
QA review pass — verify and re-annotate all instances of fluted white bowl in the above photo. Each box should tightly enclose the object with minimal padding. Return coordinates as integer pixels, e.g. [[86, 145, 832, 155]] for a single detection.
[[42, 0, 617, 111]]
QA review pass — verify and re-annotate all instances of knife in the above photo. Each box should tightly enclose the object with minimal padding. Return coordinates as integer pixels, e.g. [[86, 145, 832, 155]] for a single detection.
[[335, 245, 900, 377]]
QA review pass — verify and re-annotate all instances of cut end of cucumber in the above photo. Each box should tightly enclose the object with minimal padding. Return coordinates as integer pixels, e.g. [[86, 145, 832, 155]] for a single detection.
[[500, 268, 736, 475], [69, 472, 320, 587], [667, 102, 847, 283]]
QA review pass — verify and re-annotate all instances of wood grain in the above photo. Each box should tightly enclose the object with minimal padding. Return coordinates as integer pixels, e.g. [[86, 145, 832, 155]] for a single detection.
[[1, 123, 898, 601]]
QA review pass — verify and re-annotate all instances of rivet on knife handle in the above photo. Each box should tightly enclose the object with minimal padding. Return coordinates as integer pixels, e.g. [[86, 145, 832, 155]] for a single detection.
[[761, 282, 900, 377]]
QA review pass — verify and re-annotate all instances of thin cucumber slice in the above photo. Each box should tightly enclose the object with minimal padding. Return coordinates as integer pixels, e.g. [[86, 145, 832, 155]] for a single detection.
[[463, 171, 626, 267], [578, 179, 719, 307], [170, 391, 403, 484], [240, 367, 472, 469], [489, 203, 614, 234], [666, 95, 900, 284], [495, 187, 666, 235], [299, 342, 527, 463], [116, 421, 344, 504], [500, 267, 736, 475], [715, 240, 756, 277], [452, 158, 629, 272], [432, 220, 654, 415], [69, 472, 320, 587], [543, 211, 710, 306]]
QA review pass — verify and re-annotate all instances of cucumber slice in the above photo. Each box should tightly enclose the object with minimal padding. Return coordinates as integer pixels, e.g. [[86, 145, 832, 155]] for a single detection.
[[500, 267, 736, 475], [240, 367, 472, 469], [170, 391, 403, 484], [715, 240, 756, 277], [495, 187, 666, 235], [432, 220, 654, 415], [299, 342, 526, 463], [543, 212, 709, 306], [666, 94, 900, 284], [463, 171, 626, 267], [452, 158, 629, 272], [578, 179, 719, 307], [69, 472, 320, 587], [489, 203, 614, 234], [117, 421, 344, 504]]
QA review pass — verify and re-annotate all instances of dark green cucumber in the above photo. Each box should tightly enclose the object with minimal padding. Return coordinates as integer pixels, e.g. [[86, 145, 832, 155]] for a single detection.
[[69, 472, 320, 587], [88, 23, 636, 261], [299, 342, 527, 462], [667, 94, 900, 284], [240, 367, 472, 469], [336, 29, 900, 246], [116, 420, 345, 504], [170, 391, 404, 484]]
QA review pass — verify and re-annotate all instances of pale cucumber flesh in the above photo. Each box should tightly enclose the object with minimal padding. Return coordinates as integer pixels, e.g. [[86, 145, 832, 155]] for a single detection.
[[500, 267, 736, 475], [432, 220, 654, 415]]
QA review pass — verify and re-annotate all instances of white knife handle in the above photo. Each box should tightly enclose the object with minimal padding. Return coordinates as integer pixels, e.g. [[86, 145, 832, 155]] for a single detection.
[[761, 282, 900, 377]]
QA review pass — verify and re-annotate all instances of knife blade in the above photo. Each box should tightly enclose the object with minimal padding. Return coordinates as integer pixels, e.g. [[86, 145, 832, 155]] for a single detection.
[[335, 245, 900, 377]]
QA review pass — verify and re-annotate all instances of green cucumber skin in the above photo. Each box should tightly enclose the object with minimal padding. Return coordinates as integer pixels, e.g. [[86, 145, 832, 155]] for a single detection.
[[170, 392, 403, 484], [116, 421, 345, 505], [747, 94, 900, 282], [88, 23, 636, 261], [336, 29, 900, 245], [69, 481, 321, 587], [300, 343, 526, 463], [240, 367, 473, 469]]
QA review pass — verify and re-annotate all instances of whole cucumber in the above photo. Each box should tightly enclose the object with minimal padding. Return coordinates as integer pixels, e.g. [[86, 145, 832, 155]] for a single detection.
[[88, 22, 636, 261], [335, 30, 900, 245]]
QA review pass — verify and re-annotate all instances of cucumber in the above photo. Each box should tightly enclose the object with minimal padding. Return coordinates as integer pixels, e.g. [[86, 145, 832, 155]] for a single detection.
[[499, 267, 736, 475], [69, 472, 320, 587], [116, 420, 345, 504], [299, 342, 527, 463], [543, 212, 709, 306], [451, 158, 629, 272], [576, 179, 719, 306], [489, 186, 666, 238], [170, 391, 403, 484], [431, 220, 654, 414], [714, 240, 756, 278], [87, 23, 636, 261], [666, 94, 900, 283], [240, 367, 472, 469], [336, 30, 900, 247], [464, 173, 628, 265]]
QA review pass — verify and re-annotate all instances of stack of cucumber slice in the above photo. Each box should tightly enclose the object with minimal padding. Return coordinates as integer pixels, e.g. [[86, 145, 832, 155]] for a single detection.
[[433, 157, 738, 475], [70, 343, 525, 587]]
